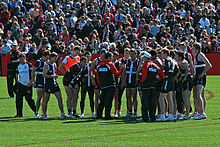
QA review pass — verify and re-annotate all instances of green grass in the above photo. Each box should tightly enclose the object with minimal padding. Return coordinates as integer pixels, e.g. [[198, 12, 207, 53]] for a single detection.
[[0, 76, 220, 146]]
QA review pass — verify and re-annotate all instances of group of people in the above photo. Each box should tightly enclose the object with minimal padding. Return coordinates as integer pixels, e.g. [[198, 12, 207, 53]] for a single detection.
[[9, 39, 212, 122]]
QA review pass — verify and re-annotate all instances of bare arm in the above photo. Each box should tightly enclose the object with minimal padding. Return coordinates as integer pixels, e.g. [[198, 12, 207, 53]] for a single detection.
[[136, 63, 142, 83], [188, 54, 194, 76], [182, 62, 188, 82], [31, 66, 37, 82], [199, 53, 212, 78], [42, 64, 56, 78], [58, 62, 66, 75], [89, 59, 97, 86]]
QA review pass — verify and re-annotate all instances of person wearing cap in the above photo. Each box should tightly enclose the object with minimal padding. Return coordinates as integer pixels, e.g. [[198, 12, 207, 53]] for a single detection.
[[6, 41, 21, 98], [140, 52, 164, 122], [14, 53, 36, 117], [81, 18, 94, 38]]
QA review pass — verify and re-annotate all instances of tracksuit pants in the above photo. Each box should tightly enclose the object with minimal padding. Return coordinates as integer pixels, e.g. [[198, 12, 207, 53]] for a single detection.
[[97, 87, 115, 119], [16, 83, 36, 116], [7, 71, 17, 98], [80, 83, 94, 114], [142, 87, 156, 122]]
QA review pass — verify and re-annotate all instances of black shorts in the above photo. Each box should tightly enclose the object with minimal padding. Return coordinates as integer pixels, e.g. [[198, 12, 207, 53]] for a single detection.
[[36, 75, 44, 88], [44, 83, 60, 94], [156, 81, 161, 92], [126, 82, 137, 88], [193, 75, 206, 87], [160, 77, 174, 93], [182, 76, 193, 91]]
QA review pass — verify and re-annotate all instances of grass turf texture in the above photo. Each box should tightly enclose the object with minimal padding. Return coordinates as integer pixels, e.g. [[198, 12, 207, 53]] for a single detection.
[[0, 76, 220, 146]]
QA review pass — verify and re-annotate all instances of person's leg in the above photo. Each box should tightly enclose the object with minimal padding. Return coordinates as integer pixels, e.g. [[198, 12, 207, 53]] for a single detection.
[[126, 88, 132, 115], [142, 89, 150, 122], [176, 82, 184, 114], [155, 91, 161, 115], [94, 89, 100, 115], [7, 71, 15, 98], [202, 88, 206, 112], [182, 90, 191, 116], [117, 85, 125, 113], [36, 88, 44, 114], [173, 91, 177, 115], [64, 86, 73, 115], [149, 88, 156, 121], [104, 88, 115, 119], [72, 85, 80, 115], [131, 88, 138, 116], [167, 91, 174, 115], [113, 89, 119, 115], [54, 91, 64, 114], [88, 86, 95, 114], [97, 89, 105, 119], [15, 83, 24, 116], [80, 83, 87, 114], [24, 86, 36, 113], [195, 85, 205, 113], [42, 92, 50, 116], [159, 93, 166, 114]]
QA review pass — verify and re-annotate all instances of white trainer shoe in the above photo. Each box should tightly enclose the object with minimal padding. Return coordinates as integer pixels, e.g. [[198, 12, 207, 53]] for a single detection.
[[80, 113, 84, 118]]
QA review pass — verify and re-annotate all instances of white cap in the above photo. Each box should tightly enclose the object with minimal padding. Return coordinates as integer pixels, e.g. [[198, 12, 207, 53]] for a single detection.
[[141, 52, 151, 59], [86, 18, 92, 22], [12, 41, 18, 46]]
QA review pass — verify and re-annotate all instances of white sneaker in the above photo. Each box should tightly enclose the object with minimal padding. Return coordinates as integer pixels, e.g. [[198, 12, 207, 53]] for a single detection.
[[80, 113, 84, 118], [34, 113, 39, 119], [112, 114, 118, 117], [194, 113, 207, 120], [61, 114, 68, 119]]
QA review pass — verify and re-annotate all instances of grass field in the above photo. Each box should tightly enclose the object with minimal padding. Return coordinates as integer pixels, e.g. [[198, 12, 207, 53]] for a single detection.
[[0, 76, 220, 146]]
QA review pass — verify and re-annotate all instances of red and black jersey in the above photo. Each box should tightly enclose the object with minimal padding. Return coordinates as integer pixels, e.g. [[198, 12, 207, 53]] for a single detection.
[[125, 58, 140, 84], [141, 60, 164, 88], [96, 60, 123, 89], [6, 49, 21, 71]]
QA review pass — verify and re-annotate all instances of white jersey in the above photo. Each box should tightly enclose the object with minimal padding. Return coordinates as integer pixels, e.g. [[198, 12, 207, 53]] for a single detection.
[[17, 62, 32, 86]]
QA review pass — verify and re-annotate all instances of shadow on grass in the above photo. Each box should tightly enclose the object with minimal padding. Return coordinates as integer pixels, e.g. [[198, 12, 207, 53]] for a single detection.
[[0, 117, 68, 122], [0, 97, 12, 99]]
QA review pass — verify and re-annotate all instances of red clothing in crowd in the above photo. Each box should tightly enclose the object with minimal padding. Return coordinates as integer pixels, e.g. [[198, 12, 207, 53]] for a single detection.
[[0, 10, 11, 24]]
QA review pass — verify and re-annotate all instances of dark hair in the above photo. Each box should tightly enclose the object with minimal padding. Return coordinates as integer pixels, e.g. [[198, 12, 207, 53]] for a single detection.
[[177, 51, 185, 60], [161, 49, 170, 56], [113, 51, 119, 56], [84, 51, 91, 56], [100, 48, 107, 54], [73, 45, 82, 51], [193, 42, 201, 52], [129, 48, 137, 54], [19, 53, 26, 58], [105, 52, 113, 59], [50, 52, 58, 57], [42, 50, 51, 56], [80, 56, 87, 62], [149, 50, 157, 57]]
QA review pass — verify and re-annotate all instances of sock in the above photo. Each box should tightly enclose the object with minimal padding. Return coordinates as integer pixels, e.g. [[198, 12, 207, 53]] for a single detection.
[[73, 110, 76, 114]]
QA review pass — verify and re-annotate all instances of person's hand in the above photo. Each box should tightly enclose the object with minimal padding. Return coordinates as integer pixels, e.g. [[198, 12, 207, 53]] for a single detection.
[[198, 73, 204, 79], [27, 81, 32, 87]]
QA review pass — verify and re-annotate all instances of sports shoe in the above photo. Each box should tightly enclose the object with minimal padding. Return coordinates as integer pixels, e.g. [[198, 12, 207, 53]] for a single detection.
[[155, 114, 160, 119], [123, 114, 131, 118], [177, 113, 183, 119], [136, 117, 143, 121], [156, 114, 166, 122], [179, 115, 190, 120], [42, 114, 49, 120], [61, 114, 68, 119], [190, 112, 198, 119], [80, 113, 84, 118], [69, 115, 76, 119], [194, 113, 207, 120], [112, 114, 118, 117], [73, 113, 80, 118], [34, 114, 39, 119], [131, 114, 137, 118], [14, 114, 23, 118], [167, 114, 175, 121]]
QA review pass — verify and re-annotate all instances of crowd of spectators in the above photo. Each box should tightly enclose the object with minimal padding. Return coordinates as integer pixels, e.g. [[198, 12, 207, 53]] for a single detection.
[[0, 0, 219, 60]]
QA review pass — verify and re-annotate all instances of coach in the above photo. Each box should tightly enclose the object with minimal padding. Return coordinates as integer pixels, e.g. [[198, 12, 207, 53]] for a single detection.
[[141, 52, 164, 122], [6, 41, 20, 98], [96, 52, 125, 120]]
